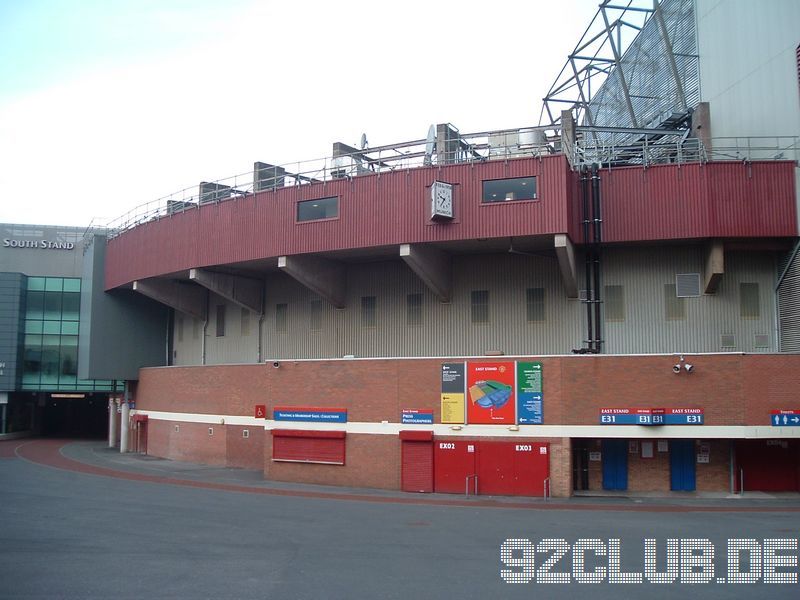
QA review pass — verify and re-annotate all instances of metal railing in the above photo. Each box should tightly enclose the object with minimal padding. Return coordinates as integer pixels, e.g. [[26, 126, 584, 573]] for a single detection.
[[465, 474, 478, 497], [543, 477, 551, 501], [103, 127, 797, 240]]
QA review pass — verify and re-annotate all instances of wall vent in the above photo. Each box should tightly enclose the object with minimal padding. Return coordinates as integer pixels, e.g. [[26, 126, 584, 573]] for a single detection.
[[208, 427, 214, 436], [754, 334, 769, 348], [174, 425, 180, 433], [675, 273, 701, 297], [242, 429, 250, 439], [720, 334, 736, 348]]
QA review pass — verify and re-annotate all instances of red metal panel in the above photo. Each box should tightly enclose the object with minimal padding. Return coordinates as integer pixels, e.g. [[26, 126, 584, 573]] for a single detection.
[[104, 157, 797, 290], [401, 440, 433, 493], [735, 440, 800, 492], [477, 441, 550, 497], [600, 161, 797, 243], [476, 441, 516, 495], [272, 431, 345, 463], [104, 156, 571, 289], [399, 430, 434, 441], [433, 439, 476, 494]]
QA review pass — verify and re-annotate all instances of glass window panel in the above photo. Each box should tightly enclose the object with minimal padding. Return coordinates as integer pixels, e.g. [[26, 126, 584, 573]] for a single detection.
[[45, 278, 63, 292], [276, 303, 288, 333], [297, 197, 338, 221], [59, 376, 77, 388], [43, 291, 62, 320], [62, 278, 81, 292], [604, 285, 625, 321], [43, 321, 61, 334], [215, 304, 226, 337], [27, 277, 46, 291], [740, 282, 760, 318], [61, 321, 79, 335], [471, 290, 489, 324], [26, 290, 44, 319], [60, 343, 78, 377], [25, 321, 43, 334], [406, 293, 422, 326], [482, 177, 537, 203], [526, 288, 545, 322], [61, 293, 80, 321], [361, 296, 376, 327]]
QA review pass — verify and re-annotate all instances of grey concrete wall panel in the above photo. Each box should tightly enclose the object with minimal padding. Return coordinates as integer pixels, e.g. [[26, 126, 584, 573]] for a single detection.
[[600, 247, 777, 354], [0, 223, 89, 277], [0, 273, 25, 391], [171, 247, 782, 364], [79, 235, 169, 380]]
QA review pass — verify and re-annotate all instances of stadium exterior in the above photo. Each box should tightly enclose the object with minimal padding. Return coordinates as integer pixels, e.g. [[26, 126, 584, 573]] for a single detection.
[[4, 0, 799, 497]]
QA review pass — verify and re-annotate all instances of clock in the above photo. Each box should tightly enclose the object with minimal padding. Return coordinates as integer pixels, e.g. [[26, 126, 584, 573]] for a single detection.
[[430, 181, 453, 220]]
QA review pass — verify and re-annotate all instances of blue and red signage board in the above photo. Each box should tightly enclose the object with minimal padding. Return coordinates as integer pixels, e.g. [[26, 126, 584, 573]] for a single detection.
[[273, 406, 348, 423], [402, 409, 434, 425], [771, 410, 800, 426], [600, 408, 704, 425]]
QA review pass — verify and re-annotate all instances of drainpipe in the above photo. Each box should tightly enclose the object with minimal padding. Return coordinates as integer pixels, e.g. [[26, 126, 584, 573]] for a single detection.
[[581, 167, 593, 350], [591, 163, 603, 353]]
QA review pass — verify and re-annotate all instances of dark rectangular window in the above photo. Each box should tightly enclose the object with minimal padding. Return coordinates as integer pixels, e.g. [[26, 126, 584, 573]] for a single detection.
[[740, 282, 760, 318], [240, 308, 250, 336], [361, 296, 376, 327], [309, 297, 322, 331], [215, 304, 226, 337], [526, 288, 545, 322], [604, 285, 625, 321], [471, 290, 489, 323], [276, 303, 288, 333], [297, 196, 338, 222], [406, 293, 422, 326], [664, 284, 686, 320], [482, 176, 537, 203]]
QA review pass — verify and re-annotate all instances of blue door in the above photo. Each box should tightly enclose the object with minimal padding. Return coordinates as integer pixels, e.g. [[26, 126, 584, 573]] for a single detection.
[[602, 439, 628, 491], [670, 439, 696, 491]]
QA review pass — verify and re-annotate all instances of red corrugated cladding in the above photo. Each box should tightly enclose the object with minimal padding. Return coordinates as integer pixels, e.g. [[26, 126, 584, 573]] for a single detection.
[[105, 156, 570, 289], [105, 156, 797, 290], [569, 160, 797, 243]]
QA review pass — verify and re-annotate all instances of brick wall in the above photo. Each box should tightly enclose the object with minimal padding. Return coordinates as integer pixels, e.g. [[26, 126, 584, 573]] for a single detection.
[[132, 353, 800, 495]]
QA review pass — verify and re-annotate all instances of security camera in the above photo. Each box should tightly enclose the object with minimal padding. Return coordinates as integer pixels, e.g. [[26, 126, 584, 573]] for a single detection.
[[672, 364, 682, 374], [684, 363, 694, 373], [272, 361, 280, 368]]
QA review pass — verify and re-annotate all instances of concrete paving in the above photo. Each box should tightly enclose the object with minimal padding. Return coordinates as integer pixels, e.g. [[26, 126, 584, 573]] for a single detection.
[[1, 439, 799, 599]]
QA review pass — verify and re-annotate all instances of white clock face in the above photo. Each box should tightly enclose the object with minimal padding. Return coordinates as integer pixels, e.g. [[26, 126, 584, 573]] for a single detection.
[[431, 181, 453, 218]]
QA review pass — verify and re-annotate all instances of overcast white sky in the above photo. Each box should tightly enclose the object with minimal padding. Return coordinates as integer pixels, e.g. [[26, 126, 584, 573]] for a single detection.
[[0, 0, 599, 227]]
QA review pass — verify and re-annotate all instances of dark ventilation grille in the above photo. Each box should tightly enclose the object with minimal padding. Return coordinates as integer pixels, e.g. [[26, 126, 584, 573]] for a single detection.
[[754, 334, 770, 348], [675, 273, 701, 297], [720, 334, 736, 348]]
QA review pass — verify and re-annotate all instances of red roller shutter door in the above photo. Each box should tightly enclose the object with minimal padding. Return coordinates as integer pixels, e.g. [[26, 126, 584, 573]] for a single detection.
[[401, 441, 434, 492], [272, 429, 346, 464]]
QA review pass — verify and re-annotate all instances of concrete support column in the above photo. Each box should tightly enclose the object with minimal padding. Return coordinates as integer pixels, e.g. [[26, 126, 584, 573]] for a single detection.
[[108, 398, 118, 448], [120, 402, 130, 454]]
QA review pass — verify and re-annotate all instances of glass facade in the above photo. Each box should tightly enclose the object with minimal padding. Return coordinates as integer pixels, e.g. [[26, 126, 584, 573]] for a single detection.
[[22, 277, 121, 392]]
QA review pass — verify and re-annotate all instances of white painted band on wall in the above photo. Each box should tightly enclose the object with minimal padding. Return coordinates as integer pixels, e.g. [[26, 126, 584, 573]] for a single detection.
[[132, 410, 800, 439]]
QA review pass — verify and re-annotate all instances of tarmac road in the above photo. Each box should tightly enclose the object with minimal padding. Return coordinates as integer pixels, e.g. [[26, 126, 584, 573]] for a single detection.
[[1, 439, 798, 600]]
